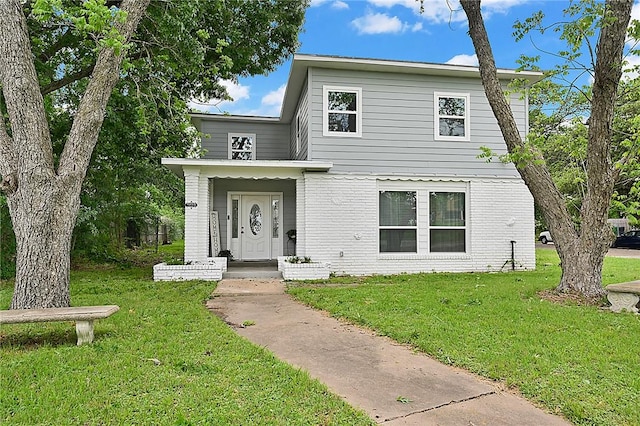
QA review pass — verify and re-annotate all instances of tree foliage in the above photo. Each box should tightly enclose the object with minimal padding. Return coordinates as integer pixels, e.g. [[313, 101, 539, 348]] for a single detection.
[[459, 0, 635, 297], [527, 77, 640, 227], [0, 0, 307, 308]]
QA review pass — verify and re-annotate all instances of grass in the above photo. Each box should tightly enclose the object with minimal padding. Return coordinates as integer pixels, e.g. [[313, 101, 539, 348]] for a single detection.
[[0, 248, 372, 425], [288, 250, 640, 426]]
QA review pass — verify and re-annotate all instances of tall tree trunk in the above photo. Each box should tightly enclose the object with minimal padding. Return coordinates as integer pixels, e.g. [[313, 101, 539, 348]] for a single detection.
[[555, 238, 609, 298], [0, 0, 150, 309], [9, 178, 81, 308], [460, 0, 632, 298]]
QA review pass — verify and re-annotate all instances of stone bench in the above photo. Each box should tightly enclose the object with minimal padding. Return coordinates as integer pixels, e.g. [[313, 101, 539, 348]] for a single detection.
[[605, 282, 640, 313], [0, 305, 119, 345]]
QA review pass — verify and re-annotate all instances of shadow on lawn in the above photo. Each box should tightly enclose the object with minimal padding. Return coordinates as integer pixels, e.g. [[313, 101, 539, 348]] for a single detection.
[[0, 328, 77, 349]]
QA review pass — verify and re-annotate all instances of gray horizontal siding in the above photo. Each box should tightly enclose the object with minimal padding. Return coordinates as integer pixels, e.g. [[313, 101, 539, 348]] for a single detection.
[[290, 79, 310, 160], [309, 68, 527, 177], [200, 120, 290, 160]]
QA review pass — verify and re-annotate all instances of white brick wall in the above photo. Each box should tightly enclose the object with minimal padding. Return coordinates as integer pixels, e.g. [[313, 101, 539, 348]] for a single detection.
[[183, 168, 201, 262], [197, 173, 210, 259], [277, 256, 331, 280], [184, 168, 211, 262], [295, 177, 306, 254], [153, 262, 222, 281], [297, 174, 535, 275]]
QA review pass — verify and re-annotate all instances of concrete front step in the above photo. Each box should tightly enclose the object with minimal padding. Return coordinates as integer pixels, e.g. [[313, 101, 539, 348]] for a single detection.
[[222, 270, 283, 279]]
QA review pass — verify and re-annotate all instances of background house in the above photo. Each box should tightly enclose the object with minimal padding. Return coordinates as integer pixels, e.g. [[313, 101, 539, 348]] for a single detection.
[[163, 54, 543, 275]]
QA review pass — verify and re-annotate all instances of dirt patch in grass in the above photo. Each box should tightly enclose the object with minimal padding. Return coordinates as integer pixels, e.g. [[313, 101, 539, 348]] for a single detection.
[[537, 289, 606, 307]]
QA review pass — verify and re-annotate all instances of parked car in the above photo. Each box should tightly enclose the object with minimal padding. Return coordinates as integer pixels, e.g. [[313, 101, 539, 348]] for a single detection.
[[539, 231, 553, 244], [612, 230, 640, 249]]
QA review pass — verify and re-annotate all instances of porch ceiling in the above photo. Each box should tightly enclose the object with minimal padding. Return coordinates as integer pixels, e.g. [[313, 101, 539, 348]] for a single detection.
[[162, 158, 333, 179]]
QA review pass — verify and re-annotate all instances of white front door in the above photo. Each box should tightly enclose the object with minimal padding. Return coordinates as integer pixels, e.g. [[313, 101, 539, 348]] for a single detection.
[[240, 195, 271, 260]]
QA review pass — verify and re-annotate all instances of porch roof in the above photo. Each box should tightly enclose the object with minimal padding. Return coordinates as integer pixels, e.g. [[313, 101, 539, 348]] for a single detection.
[[162, 158, 333, 179]]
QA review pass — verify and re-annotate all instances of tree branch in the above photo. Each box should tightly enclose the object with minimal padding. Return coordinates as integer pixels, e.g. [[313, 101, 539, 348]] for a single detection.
[[57, 0, 150, 182], [0, 0, 55, 183], [41, 64, 95, 96], [36, 28, 74, 64], [582, 0, 633, 232], [459, 0, 577, 246]]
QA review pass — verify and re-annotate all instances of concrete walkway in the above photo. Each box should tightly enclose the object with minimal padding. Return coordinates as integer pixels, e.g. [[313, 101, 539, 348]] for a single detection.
[[207, 279, 571, 425]]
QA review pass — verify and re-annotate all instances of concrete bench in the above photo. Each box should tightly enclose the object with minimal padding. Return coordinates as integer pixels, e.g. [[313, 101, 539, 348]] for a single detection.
[[605, 282, 640, 313], [0, 305, 119, 345]]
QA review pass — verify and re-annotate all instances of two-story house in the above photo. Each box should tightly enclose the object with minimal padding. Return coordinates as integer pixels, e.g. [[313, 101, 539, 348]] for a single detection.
[[163, 54, 542, 275]]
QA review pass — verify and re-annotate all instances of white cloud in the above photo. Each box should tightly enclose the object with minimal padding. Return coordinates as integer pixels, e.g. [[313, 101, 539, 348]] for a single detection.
[[445, 53, 479, 66], [188, 79, 250, 113], [623, 1, 640, 82], [332, 1, 349, 10], [367, 0, 524, 24], [220, 79, 250, 102], [369, 0, 466, 24], [367, 0, 420, 11], [311, 0, 349, 9], [352, 12, 404, 34], [261, 84, 286, 107], [632, 1, 640, 22], [352, 11, 425, 35]]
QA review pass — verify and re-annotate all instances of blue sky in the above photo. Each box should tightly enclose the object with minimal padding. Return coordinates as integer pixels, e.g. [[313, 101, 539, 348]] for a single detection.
[[190, 0, 640, 117]]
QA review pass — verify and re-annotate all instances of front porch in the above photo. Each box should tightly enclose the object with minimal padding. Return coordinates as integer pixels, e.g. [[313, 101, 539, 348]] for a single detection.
[[162, 158, 332, 264]]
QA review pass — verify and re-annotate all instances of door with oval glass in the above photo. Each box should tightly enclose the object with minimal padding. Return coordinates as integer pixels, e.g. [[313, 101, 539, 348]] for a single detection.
[[241, 195, 271, 260]]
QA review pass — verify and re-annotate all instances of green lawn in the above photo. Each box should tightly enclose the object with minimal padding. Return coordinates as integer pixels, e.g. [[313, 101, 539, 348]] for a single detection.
[[0, 264, 372, 425], [288, 250, 640, 426]]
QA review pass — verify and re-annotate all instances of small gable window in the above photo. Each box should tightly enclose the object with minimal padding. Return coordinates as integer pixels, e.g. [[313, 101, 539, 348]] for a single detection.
[[228, 133, 255, 160], [323, 86, 362, 137], [434, 92, 470, 141]]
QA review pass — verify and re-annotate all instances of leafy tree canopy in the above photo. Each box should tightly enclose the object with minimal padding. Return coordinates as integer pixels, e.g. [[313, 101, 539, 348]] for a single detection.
[[10, 0, 308, 258]]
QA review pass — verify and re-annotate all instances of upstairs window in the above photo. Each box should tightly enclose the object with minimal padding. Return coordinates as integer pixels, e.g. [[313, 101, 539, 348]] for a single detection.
[[228, 133, 255, 160], [435, 92, 470, 141], [323, 86, 362, 137]]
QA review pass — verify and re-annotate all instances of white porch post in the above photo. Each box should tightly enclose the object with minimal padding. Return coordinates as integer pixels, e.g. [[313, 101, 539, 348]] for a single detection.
[[295, 176, 305, 256], [197, 174, 210, 258], [183, 167, 208, 262]]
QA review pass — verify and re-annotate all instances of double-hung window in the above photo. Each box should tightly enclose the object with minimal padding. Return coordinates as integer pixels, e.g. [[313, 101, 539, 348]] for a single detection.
[[434, 92, 470, 141], [429, 192, 466, 252], [228, 133, 255, 160], [379, 191, 417, 253], [323, 86, 362, 137]]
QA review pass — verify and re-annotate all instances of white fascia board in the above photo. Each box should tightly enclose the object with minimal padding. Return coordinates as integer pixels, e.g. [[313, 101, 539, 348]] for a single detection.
[[162, 158, 333, 179], [292, 54, 543, 82]]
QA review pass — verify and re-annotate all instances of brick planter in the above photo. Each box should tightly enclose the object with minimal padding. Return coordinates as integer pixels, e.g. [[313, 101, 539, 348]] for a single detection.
[[278, 256, 331, 280], [153, 257, 227, 281]]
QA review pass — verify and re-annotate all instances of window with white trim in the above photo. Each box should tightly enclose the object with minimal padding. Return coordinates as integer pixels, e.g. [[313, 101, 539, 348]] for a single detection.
[[434, 92, 470, 141], [228, 133, 255, 160], [429, 192, 466, 252], [323, 86, 362, 137], [379, 191, 417, 253]]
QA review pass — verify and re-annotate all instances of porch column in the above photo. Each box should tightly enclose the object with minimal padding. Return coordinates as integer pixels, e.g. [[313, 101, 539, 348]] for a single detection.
[[295, 176, 305, 256], [183, 167, 208, 262], [197, 174, 210, 258]]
